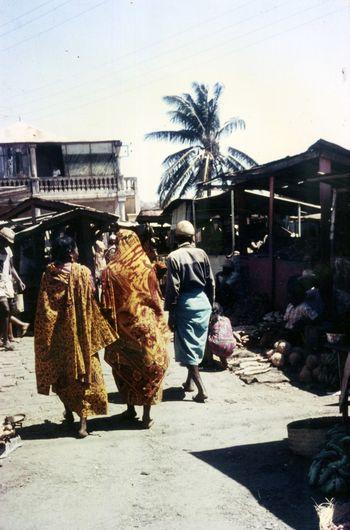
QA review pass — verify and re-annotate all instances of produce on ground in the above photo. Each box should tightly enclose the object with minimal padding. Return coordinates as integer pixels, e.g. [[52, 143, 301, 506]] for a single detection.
[[309, 424, 350, 496]]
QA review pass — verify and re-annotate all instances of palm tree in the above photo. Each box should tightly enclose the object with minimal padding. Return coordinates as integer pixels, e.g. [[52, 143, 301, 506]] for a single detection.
[[145, 82, 256, 207]]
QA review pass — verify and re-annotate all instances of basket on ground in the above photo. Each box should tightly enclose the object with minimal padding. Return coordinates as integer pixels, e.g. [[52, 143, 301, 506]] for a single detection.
[[287, 416, 341, 457]]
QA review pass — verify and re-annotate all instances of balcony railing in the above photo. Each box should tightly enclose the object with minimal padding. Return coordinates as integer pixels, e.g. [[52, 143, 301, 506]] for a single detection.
[[0, 175, 127, 194]]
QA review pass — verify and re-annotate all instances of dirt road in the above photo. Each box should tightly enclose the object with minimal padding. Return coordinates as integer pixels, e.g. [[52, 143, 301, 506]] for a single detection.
[[0, 337, 333, 529]]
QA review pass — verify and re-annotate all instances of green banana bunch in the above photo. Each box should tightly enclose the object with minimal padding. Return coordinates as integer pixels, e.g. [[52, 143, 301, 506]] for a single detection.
[[308, 424, 350, 495]]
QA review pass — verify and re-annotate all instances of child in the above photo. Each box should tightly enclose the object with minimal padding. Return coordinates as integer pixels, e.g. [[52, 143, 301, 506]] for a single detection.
[[207, 303, 236, 369]]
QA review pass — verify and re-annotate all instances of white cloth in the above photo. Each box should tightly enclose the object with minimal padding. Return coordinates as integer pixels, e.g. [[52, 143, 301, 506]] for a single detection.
[[0, 246, 14, 298]]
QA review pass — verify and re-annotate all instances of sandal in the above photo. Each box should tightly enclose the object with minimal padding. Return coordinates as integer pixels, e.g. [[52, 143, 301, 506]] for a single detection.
[[4, 414, 26, 428]]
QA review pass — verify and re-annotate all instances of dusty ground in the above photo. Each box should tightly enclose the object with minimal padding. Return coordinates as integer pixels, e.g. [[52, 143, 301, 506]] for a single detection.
[[0, 337, 338, 530]]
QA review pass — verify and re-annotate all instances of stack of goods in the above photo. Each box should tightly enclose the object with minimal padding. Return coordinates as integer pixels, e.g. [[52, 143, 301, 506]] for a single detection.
[[248, 312, 284, 349], [264, 343, 339, 390], [228, 350, 272, 383], [229, 332, 289, 384], [309, 424, 350, 496]]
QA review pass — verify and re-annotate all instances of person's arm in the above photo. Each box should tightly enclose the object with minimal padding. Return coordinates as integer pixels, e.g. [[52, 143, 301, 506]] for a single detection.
[[204, 255, 215, 307], [10, 258, 25, 291], [164, 257, 181, 331]]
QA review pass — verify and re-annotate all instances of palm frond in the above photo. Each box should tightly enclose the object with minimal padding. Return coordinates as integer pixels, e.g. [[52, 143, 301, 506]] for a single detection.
[[227, 146, 257, 168], [164, 93, 206, 134], [162, 147, 196, 168], [145, 129, 198, 144], [217, 118, 246, 138], [147, 82, 255, 205], [159, 156, 201, 207]]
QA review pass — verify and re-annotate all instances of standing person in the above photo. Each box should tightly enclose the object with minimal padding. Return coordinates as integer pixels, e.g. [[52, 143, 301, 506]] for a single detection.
[[102, 229, 170, 429], [0, 227, 27, 350], [34, 236, 117, 438], [165, 221, 215, 402]]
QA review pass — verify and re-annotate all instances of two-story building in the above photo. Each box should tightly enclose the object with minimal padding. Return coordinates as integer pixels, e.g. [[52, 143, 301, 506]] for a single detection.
[[0, 121, 139, 220]]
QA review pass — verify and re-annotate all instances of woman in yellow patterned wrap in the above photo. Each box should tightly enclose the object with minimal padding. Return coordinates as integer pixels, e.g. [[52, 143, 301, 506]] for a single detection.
[[35, 236, 117, 438], [102, 229, 170, 428]]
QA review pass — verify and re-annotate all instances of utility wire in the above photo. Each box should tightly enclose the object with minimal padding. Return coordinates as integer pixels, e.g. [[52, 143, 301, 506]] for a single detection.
[[0, 0, 112, 52], [0, 0, 72, 39], [18, 0, 333, 117], [0, 0, 53, 29], [1, 0, 259, 100], [6, 0, 292, 110], [36, 3, 348, 125]]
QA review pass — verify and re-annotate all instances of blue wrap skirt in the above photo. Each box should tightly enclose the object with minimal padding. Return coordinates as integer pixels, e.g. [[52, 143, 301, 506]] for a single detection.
[[174, 288, 212, 366]]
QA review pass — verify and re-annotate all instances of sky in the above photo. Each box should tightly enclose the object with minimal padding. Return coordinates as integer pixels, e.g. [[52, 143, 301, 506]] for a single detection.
[[0, 0, 349, 204]]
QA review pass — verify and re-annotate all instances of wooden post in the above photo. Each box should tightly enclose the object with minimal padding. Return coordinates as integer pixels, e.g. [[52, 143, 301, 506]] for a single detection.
[[192, 199, 197, 243], [297, 203, 302, 237], [330, 188, 337, 265], [230, 189, 235, 252], [268, 175, 275, 306], [319, 157, 332, 262]]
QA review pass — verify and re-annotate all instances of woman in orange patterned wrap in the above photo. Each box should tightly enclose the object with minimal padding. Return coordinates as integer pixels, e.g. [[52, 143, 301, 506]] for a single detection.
[[102, 229, 170, 428], [35, 236, 117, 438]]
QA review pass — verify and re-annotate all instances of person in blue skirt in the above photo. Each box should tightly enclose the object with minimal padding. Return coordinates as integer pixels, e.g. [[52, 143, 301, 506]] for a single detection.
[[165, 221, 215, 402]]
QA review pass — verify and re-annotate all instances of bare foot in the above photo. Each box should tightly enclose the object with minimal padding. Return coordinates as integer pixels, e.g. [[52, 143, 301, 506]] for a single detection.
[[78, 417, 88, 438], [142, 418, 154, 429], [119, 409, 138, 421], [78, 428, 89, 438], [20, 323, 30, 337], [192, 393, 208, 403]]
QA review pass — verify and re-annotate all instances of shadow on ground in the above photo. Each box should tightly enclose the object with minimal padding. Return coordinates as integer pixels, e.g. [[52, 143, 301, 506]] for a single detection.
[[192, 439, 322, 530], [163, 386, 185, 401], [19, 413, 145, 440]]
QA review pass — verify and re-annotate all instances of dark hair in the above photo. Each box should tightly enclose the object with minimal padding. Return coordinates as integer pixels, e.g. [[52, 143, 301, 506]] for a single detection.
[[175, 234, 193, 245], [210, 302, 223, 324], [52, 235, 76, 263]]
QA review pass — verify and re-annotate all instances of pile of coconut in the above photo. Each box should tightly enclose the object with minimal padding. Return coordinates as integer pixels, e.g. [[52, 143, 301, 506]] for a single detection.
[[265, 340, 337, 387]]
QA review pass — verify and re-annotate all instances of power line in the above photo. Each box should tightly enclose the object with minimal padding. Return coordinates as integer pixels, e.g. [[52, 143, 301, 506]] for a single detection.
[[18, 0, 333, 117], [33, 3, 347, 124], [0, 0, 72, 39], [0, 0, 53, 29], [1, 0, 259, 102], [6, 0, 291, 111], [0, 0, 112, 52]]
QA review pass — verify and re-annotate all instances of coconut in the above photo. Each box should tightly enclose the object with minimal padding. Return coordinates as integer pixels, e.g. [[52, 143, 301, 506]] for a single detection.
[[305, 354, 318, 370], [312, 366, 321, 381], [274, 340, 291, 355], [289, 351, 302, 366], [299, 366, 312, 383], [291, 346, 305, 356], [271, 352, 284, 367]]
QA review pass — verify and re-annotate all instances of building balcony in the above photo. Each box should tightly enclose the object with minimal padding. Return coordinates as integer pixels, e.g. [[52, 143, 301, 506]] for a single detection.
[[0, 175, 137, 197]]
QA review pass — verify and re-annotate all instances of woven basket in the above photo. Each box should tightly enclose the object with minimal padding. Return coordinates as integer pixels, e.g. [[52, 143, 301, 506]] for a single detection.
[[287, 416, 341, 457]]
